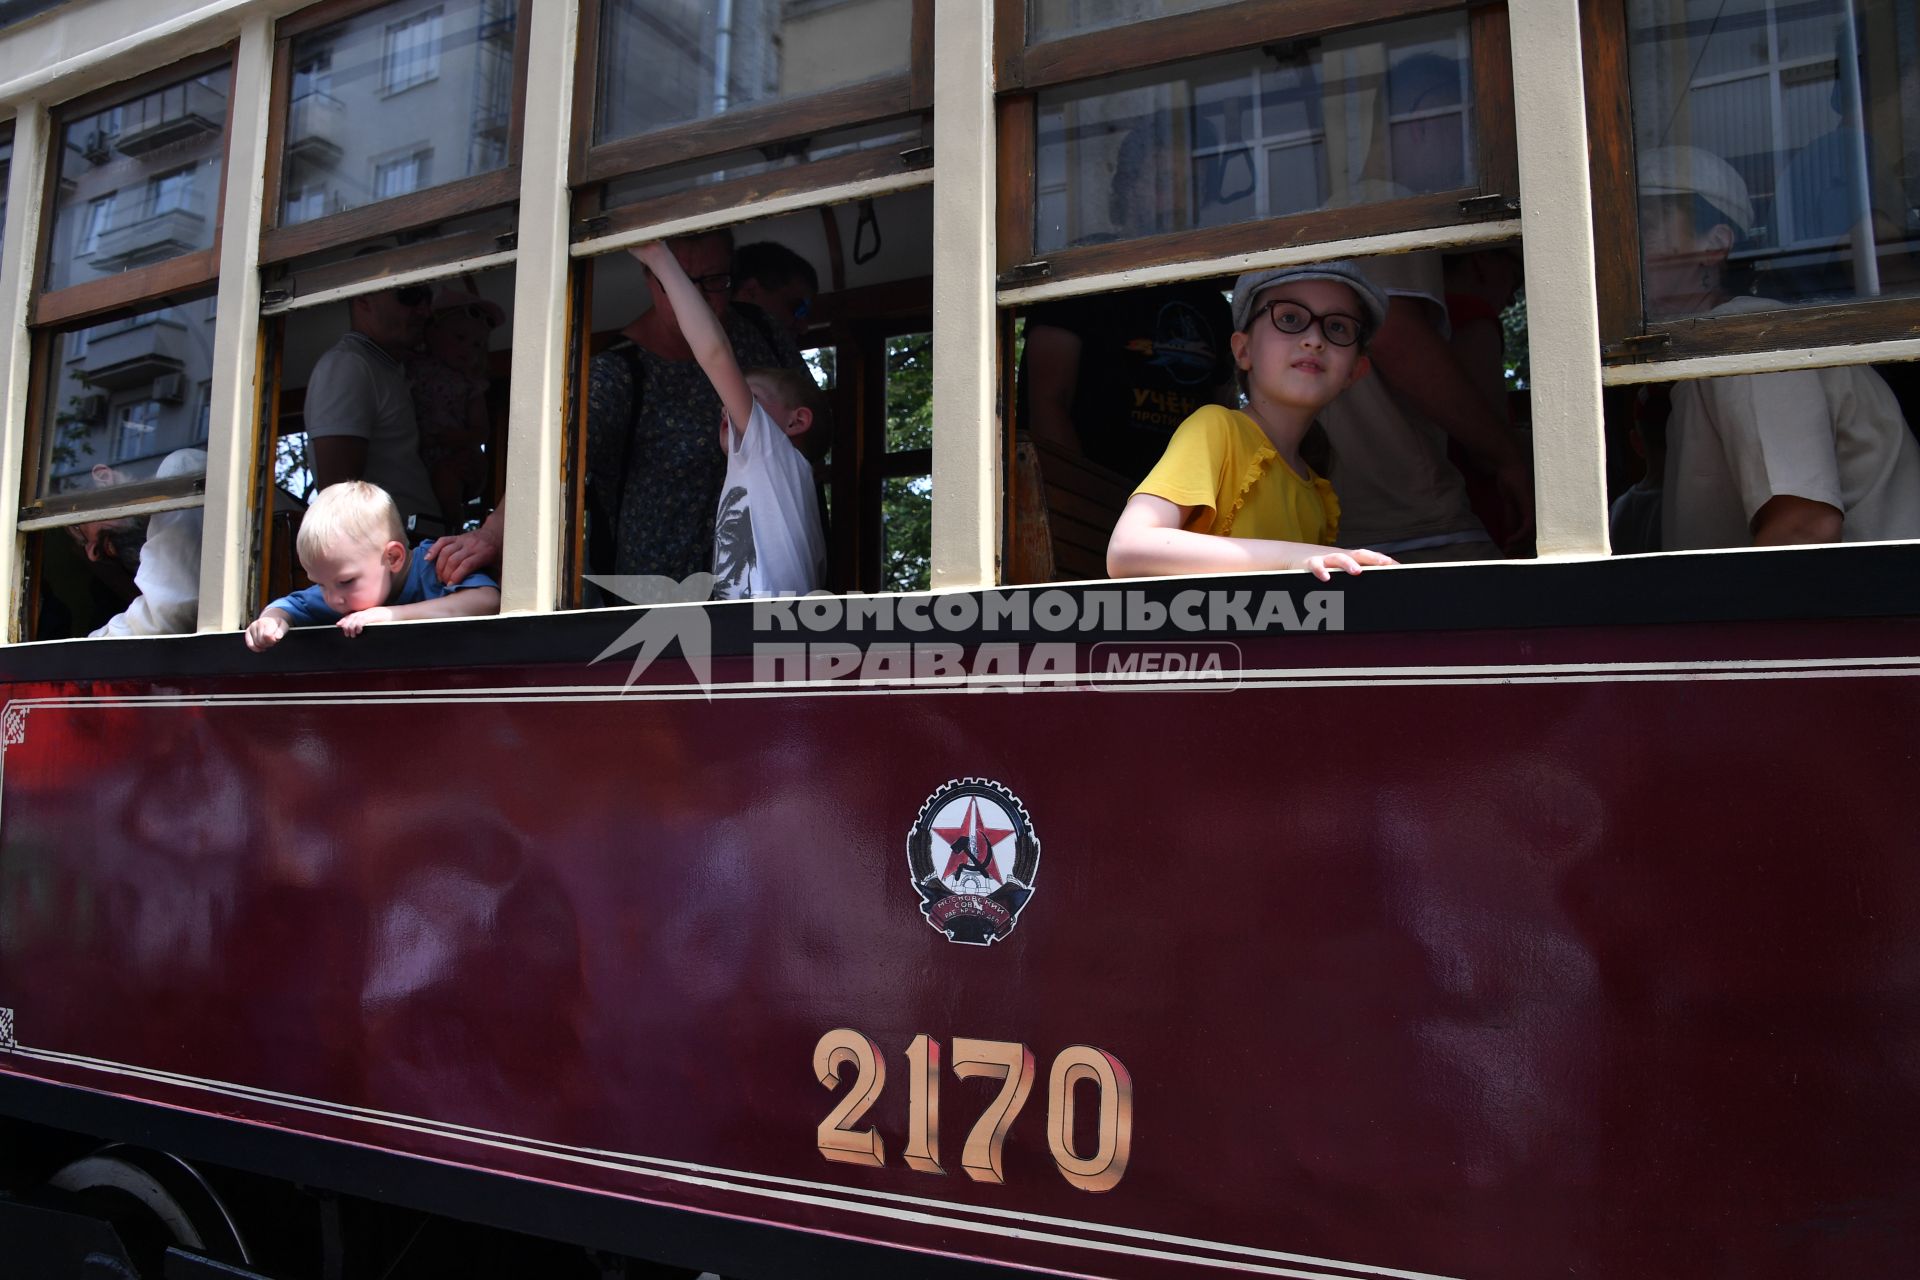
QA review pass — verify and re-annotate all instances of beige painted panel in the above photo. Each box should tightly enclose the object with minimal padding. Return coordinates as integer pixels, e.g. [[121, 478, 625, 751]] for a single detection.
[[929, 0, 996, 589], [498, 0, 577, 614], [1509, 0, 1609, 558], [196, 11, 273, 633], [0, 1, 311, 109]]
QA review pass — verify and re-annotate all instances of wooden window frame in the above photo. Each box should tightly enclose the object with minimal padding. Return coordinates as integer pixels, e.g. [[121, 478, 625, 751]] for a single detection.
[[993, 2, 1520, 283], [258, 0, 533, 267], [572, 133, 933, 249], [29, 46, 234, 328], [996, 0, 1471, 90], [1583, 0, 1920, 366], [570, 0, 934, 207]]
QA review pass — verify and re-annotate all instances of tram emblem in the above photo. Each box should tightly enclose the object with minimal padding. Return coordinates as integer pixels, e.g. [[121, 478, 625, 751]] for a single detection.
[[906, 778, 1041, 946]]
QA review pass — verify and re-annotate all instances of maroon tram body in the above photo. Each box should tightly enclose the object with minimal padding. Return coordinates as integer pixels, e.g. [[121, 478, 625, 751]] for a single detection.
[[1, 555, 1917, 1278]]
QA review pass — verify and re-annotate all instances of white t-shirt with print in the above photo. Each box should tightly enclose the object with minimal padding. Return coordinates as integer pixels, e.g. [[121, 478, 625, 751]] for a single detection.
[[711, 401, 827, 599]]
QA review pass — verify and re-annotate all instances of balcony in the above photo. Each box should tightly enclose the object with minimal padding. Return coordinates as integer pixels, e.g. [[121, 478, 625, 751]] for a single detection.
[[90, 206, 211, 272], [76, 319, 189, 391], [286, 91, 346, 167], [113, 79, 226, 157]]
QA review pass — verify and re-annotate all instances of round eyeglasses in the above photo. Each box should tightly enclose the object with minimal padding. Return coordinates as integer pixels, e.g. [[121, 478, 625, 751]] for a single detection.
[[1255, 299, 1364, 348]]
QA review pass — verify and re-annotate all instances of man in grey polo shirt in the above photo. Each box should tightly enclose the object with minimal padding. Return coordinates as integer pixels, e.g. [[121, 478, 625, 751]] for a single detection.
[[307, 284, 441, 537]]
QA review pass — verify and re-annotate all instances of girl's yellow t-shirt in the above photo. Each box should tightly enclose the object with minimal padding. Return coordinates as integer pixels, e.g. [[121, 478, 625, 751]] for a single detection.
[[1132, 405, 1340, 545]]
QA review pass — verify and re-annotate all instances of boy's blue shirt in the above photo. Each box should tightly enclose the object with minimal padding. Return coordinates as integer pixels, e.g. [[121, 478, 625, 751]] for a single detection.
[[266, 540, 499, 626]]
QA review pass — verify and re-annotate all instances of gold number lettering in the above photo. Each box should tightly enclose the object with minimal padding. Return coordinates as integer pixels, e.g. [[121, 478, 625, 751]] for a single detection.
[[903, 1033, 943, 1173], [814, 1028, 886, 1167], [951, 1037, 1034, 1184], [1047, 1045, 1132, 1192]]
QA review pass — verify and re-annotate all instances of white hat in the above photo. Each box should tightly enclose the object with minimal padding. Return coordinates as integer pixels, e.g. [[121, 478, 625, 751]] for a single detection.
[[1638, 145, 1754, 235]]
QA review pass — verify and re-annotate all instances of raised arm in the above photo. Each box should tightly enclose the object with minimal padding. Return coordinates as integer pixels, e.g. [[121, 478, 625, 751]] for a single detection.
[[1106, 494, 1395, 581], [630, 242, 753, 430]]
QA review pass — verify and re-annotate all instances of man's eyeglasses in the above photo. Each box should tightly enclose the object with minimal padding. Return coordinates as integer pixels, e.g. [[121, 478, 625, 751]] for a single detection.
[[1254, 299, 1364, 348], [690, 272, 733, 295], [393, 285, 433, 307]]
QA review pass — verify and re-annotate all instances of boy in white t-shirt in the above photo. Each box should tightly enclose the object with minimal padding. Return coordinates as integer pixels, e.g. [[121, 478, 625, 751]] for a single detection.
[[630, 241, 829, 597]]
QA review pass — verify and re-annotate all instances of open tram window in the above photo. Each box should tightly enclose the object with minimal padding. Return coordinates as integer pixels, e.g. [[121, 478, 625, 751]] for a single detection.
[[570, 188, 932, 603], [263, 0, 529, 268], [1006, 243, 1533, 582], [260, 258, 516, 610], [880, 332, 933, 593], [1604, 356, 1920, 555]]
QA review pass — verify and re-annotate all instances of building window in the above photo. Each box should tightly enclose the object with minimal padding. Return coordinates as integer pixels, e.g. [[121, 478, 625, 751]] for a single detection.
[[284, 185, 333, 224], [111, 399, 161, 463], [373, 148, 431, 200], [383, 8, 444, 95], [79, 194, 115, 255], [293, 49, 333, 101], [147, 168, 196, 217]]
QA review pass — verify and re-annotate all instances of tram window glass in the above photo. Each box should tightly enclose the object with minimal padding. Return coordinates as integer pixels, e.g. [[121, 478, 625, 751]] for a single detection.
[[266, 0, 525, 266], [32, 299, 215, 500], [1008, 245, 1534, 581], [42, 64, 231, 292], [1032, 13, 1473, 254], [265, 260, 515, 607], [574, 189, 931, 601], [1028, 0, 1241, 42], [592, 0, 913, 147], [1604, 359, 1920, 554], [281, 0, 514, 224], [599, 116, 927, 212], [1626, 0, 1920, 320]]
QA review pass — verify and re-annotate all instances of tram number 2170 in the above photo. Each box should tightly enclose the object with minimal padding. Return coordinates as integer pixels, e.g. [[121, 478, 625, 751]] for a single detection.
[[812, 1028, 1133, 1193]]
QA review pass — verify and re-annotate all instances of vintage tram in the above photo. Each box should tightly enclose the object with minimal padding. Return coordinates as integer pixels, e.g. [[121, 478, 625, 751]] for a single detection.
[[0, 1, 1916, 1277]]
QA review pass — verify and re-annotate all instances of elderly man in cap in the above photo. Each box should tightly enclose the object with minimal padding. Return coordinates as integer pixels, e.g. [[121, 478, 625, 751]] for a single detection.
[[1639, 144, 1920, 548]]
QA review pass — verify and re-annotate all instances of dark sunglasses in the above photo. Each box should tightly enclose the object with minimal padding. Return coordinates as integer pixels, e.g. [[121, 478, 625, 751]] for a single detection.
[[393, 285, 433, 307], [1255, 298, 1364, 348], [690, 272, 733, 295]]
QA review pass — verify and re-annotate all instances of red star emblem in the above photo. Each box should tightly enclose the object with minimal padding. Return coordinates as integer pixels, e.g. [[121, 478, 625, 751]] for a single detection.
[[933, 798, 1014, 884]]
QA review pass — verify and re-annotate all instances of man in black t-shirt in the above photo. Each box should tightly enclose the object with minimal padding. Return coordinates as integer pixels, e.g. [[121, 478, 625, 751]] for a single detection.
[[1016, 281, 1237, 483]]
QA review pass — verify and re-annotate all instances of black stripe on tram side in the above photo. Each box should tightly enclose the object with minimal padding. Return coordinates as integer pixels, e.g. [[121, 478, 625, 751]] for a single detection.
[[5, 542, 1920, 685], [0, 1074, 1048, 1280]]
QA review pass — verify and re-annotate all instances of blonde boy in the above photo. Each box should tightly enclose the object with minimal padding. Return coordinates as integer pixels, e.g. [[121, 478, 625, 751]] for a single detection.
[[245, 481, 500, 652]]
